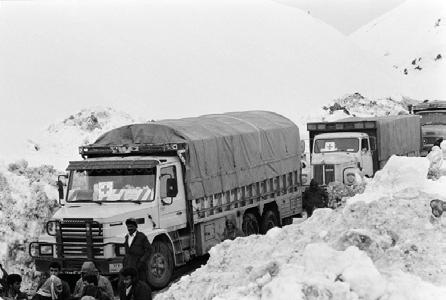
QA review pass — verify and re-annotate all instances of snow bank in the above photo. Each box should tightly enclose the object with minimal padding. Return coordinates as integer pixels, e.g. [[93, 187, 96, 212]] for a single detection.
[[0, 161, 59, 292], [156, 156, 446, 299]]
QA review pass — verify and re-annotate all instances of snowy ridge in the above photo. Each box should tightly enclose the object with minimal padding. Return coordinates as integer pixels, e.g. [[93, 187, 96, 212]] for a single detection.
[[19, 107, 143, 170], [156, 156, 446, 300], [350, 0, 446, 100]]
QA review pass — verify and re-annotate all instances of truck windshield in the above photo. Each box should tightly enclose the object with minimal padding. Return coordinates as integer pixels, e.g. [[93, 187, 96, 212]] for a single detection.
[[417, 112, 446, 125], [67, 168, 156, 202], [314, 138, 359, 153]]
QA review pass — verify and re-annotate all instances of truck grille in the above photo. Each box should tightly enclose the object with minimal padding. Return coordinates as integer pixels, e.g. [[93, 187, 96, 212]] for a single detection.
[[313, 164, 335, 185], [57, 219, 104, 258], [423, 136, 437, 145]]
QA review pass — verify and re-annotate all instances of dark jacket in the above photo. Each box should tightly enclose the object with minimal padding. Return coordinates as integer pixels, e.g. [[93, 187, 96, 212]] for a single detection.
[[123, 231, 152, 269], [81, 285, 111, 300], [119, 280, 152, 300], [303, 180, 328, 216], [5, 288, 28, 300]]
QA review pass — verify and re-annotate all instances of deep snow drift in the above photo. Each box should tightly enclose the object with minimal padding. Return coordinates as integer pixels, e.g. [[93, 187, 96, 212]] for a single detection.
[[155, 156, 446, 300]]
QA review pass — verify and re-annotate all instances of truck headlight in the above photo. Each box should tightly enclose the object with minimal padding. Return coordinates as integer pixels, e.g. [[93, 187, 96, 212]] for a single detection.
[[46, 220, 59, 236], [29, 242, 39, 258], [39, 244, 54, 256]]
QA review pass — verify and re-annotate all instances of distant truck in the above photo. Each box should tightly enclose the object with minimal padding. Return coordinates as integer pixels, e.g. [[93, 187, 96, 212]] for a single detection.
[[307, 115, 422, 186], [409, 100, 446, 156], [29, 111, 304, 289]]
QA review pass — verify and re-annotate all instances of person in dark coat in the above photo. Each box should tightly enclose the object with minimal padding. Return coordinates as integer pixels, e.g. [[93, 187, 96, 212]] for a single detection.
[[78, 272, 110, 300], [4, 274, 28, 300], [0, 263, 8, 296], [72, 261, 113, 300], [123, 218, 152, 284], [302, 179, 328, 217], [118, 267, 151, 300]]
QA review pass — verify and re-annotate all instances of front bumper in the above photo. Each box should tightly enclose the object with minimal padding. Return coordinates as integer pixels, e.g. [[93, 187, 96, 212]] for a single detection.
[[35, 257, 124, 275]]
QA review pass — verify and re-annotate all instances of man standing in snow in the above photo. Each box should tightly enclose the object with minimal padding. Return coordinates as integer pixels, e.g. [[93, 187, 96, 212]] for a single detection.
[[123, 218, 152, 284], [302, 179, 328, 217]]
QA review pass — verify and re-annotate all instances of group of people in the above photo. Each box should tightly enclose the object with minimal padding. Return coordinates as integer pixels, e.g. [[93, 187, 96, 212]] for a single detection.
[[0, 218, 153, 300]]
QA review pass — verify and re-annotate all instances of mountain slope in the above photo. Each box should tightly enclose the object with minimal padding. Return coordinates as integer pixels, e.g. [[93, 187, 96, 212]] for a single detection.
[[350, 0, 446, 100], [0, 0, 405, 149]]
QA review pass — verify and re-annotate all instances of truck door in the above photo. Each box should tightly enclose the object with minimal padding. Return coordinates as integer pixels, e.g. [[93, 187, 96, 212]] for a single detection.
[[158, 163, 187, 229], [360, 138, 373, 177]]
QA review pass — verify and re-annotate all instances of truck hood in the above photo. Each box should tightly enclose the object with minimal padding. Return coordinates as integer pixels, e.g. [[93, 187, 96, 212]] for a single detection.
[[53, 203, 156, 222], [312, 152, 359, 165]]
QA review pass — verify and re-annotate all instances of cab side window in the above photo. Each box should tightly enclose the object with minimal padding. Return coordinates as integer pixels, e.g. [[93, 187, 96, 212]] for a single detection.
[[361, 138, 369, 151], [160, 166, 177, 199]]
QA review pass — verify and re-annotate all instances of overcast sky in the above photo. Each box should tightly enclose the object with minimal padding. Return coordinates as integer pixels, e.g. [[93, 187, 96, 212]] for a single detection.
[[0, 0, 406, 147], [276, 0, 405, 34]]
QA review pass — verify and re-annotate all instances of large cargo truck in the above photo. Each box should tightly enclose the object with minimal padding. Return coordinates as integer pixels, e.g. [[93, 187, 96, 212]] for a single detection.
[[307, 115, 422, 186], [29, 111, 304, 289], [409, 100, 446, 156]]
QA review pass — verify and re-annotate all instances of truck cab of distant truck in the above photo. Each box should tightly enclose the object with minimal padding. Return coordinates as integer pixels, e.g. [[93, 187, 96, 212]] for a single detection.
[[310, 132, 375, 186], [307, 115, 421, 187], [409, 100, 446, 156]]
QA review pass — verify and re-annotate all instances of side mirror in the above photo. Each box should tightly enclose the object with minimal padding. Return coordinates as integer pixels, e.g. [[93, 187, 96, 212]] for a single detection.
[[57, 174, 68, 204], [166, 178, 178, 198], [300, 140, 306, 153]]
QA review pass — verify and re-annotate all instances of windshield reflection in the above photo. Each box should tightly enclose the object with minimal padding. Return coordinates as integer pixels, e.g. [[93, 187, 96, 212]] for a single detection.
[[67, 168, 156, 202]]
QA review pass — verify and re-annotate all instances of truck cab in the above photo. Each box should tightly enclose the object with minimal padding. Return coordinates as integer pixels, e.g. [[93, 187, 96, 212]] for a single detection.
[[311, 132, 374, 186], [30, 153, 189, 288], [410, 101, 446, 156]]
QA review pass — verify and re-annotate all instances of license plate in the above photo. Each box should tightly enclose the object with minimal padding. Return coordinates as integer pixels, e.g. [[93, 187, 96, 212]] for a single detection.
[[109, 263, 123, 273]]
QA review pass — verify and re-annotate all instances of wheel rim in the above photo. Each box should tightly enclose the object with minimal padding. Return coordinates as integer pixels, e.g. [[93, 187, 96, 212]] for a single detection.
[[150, 253, 167, 279]]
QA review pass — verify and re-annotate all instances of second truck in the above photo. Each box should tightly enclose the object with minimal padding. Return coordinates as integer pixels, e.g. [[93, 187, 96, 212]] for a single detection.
[[29, 111, 304, 289], [307, 115, 422, 186]]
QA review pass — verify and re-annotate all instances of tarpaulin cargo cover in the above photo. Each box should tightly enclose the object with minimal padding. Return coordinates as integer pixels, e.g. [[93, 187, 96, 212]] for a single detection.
[[339, 115, 422, 162], [92, 111, 301, 200]]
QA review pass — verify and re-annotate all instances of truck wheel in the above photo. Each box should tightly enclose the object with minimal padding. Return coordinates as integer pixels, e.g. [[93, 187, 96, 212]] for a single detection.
[[242, 212, 259, 236], [260, 210, 279, 234], [147, 240, 174, 290]]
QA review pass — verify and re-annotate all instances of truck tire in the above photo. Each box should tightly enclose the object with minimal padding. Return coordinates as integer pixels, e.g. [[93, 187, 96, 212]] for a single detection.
[[260, 209, 279, 234], [242, 212, 260, 236], [147, 240, 174, 290]]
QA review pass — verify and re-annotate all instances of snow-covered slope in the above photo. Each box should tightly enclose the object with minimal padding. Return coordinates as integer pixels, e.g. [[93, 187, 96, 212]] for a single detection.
[[2, 107, 142, 170], [0, 0, 406, 150], [156, 156, 446, 300], [350, 0, 446, 100]]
